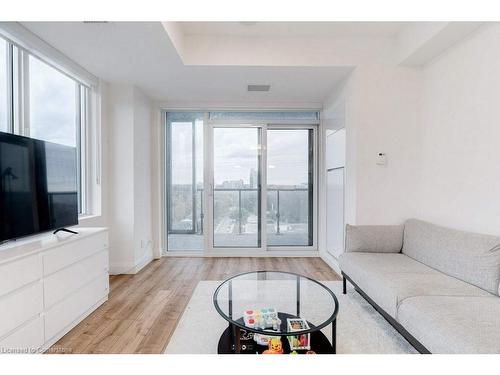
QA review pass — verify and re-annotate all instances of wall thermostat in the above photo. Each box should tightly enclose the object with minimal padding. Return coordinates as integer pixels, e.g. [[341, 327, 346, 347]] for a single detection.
[[376, 153, 387, 166]]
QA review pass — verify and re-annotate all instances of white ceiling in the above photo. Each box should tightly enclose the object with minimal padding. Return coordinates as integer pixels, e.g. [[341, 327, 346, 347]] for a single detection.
[[20, 22, 359, 103], [179, 22, 407, 37]]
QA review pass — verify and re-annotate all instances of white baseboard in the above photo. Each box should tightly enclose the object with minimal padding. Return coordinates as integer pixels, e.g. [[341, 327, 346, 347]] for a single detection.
[[131, 252, 154, 274], [109, 262, 134, 275]]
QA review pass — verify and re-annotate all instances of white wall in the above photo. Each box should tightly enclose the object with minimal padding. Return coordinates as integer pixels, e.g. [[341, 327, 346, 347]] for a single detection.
[[324, 65, 423, 221], [352, 64, 423, 225], [133, 88, 154, 267], [106, 83, 155, 274], [419, 24, 500, 236], [107, 83, 135, 272]]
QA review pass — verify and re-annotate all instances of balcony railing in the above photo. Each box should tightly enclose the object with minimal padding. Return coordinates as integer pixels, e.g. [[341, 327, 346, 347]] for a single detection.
[[170, 187, 309, 236]]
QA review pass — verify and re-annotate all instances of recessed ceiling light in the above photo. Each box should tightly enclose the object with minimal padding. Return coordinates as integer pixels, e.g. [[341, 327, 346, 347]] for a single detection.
[[247, 84, 270, 92]]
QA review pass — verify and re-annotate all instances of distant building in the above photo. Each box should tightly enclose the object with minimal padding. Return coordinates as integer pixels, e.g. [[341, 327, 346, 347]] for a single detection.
[[249, 168, 258, 188], [220, 179, 245, 189]]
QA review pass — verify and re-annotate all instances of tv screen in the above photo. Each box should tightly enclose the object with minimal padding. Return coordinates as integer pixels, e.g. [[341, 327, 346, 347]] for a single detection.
[[0, 132, 79, 243]]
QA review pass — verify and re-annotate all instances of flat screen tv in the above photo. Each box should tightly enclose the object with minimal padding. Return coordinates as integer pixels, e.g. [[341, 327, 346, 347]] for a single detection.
[[0, 132, 79, 243]]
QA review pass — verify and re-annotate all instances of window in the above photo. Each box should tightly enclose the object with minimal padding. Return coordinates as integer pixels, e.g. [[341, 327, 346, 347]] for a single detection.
[[0, 39, 8, 132], [28, 56, 79, 147], [165, 111, 318, 253], [28, 56, 87, 212], [0, 35, 89, 214], [166, 112, 204, 251]]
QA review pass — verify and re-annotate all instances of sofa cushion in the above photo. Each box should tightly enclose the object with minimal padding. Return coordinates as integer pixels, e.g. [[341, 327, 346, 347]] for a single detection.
[[345, 224, 404, 253], [340, 252, 434, 276], [340, 253, 492, 318], [397, 295, 500, 353], [402, 219, 500, 295]]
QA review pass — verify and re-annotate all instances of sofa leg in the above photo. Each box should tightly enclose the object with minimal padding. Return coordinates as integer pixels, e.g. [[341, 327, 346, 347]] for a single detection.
[[342, 276, 347, 294]]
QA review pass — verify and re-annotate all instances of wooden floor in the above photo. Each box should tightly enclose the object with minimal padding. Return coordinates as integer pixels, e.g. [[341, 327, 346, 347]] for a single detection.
[[49, 257, 341, 354]]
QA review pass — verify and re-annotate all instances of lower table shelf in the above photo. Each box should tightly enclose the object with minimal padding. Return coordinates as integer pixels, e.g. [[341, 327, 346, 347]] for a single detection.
[[217, 312, 335, 354]]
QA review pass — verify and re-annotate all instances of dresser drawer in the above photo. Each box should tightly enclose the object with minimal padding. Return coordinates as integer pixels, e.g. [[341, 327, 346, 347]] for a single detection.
[[0, 282, 43, 338], [43, 232, 108, 275], [0, 316, 44, 354], [44, 275, 108, 341], [0, 255, 42, 297], [44, 250, 108, 308]]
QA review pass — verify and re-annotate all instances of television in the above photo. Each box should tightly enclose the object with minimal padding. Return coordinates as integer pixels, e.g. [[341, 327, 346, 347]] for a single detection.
[[0, 132, 79, 243]]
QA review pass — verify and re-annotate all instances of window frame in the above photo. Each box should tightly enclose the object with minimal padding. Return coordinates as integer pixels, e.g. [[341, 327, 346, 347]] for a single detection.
[[0, 34, 91, 215]]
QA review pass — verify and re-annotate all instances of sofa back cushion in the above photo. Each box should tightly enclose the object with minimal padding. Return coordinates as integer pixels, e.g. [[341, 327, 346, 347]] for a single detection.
[[345, 224, 404, 253], [402, 219, 500, 295]]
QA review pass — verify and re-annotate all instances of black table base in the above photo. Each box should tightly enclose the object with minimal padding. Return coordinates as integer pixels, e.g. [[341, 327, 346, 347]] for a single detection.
[[217, 313, 335, 355]]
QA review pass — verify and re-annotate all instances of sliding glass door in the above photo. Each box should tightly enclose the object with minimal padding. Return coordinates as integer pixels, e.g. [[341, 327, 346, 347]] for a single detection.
[[266, 128, 314, 247], [165, 111, 317, 253], [211, 127, 262, 248]]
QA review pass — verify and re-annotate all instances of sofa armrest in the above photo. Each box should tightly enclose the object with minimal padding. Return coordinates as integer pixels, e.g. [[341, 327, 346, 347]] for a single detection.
[[345, 224, 404, 253]]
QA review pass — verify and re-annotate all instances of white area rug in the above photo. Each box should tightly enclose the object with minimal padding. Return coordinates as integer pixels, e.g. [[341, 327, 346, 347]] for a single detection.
[[165, 281, 417, 354]]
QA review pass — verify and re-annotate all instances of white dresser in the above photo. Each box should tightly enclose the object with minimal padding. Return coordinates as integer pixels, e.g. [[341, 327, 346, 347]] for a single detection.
[[0, 228, 109, 353]]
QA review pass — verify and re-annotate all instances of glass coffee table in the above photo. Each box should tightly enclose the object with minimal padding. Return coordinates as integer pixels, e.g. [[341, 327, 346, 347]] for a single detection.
[[213, 271, 339, 354]]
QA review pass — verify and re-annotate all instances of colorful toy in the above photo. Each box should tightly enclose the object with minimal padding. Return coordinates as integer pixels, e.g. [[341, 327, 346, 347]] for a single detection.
[[262, 337, 283, 354], [243, 308, 280, 331], [286, 318, 311, 351]]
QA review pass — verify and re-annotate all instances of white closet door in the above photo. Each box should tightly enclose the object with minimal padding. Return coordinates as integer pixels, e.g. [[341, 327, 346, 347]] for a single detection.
[[327, 168, 344, 258]]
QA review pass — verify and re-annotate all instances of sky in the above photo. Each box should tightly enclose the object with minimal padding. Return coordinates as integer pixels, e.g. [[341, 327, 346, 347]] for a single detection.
[[213, 127, 259, 185], [29, 55, 77, 147], [171, 122, 310, 187], [267, 129, 309, 185]]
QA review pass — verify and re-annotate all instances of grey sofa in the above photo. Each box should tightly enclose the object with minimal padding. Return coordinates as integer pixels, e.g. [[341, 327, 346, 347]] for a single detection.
[[339, 218, 500, 354]]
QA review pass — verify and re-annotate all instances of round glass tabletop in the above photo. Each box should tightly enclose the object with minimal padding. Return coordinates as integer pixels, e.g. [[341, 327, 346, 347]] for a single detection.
[[213, 271, 339, 336]]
